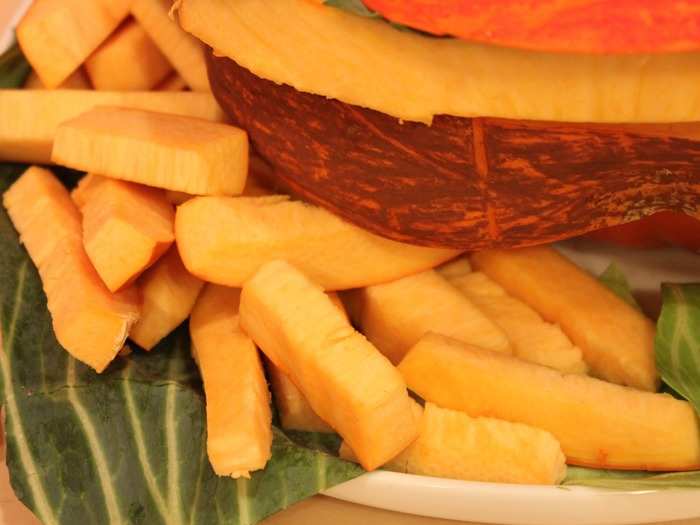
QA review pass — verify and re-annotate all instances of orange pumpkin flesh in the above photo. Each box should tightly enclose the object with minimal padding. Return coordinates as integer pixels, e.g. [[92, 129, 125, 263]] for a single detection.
[[362, 0, 700, 54]]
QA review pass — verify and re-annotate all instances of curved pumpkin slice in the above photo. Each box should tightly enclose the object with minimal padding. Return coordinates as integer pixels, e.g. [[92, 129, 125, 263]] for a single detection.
[[176, 196, 459, 291], [190, 284, 272, 478], [363, 0, 700, 54], [3, 167, 140, 373], [179, 0, 700, 124]]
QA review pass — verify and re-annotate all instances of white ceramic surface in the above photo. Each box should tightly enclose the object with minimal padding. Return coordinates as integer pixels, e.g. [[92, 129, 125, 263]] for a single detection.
[[324, 471, 700, 525], [2, 5, 700, 524]]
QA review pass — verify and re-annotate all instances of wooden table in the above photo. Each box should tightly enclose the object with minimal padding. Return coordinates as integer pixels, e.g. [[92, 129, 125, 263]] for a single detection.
[[2, 1, 700, 524]]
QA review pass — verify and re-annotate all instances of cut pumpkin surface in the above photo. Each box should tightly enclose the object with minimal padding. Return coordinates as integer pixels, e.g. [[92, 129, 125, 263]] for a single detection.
[[164, 166, 272, 205], [17, 0, 131, 88], [240, 260, 419, 470], [267, 290, 343, 433], [176, 196, 460, 291], [131, 0, 210, 91], [439, 265, 588, 375], [190, 284, 272, 478], [77, 176, 175, 292], [130, 246, 204, 351], [362, 0, 700, 54], [2, 167, 140, 373], [345, 270, 511, 365], [71, 173, 101, 208], [266, 360, 334, 433], [472, 247, 658, 391], [399, 334, 700, 471], [340, 402, 566, 485], [0, 90, 225, 164], [85, 19, 173, 91], [178, 0, 700, 123], [52, 106, 249, 195]]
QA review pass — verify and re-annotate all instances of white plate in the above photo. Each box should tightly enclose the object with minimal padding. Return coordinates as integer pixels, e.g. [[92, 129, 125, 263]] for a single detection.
[[2, 5, 700, 524], [324, 471, 700, 525]]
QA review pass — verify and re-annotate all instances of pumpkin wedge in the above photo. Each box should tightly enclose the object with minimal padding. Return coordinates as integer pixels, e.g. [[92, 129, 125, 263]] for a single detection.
[[239, 260, 419, 470], [177, 196, 459, 290], [340, 402, 566, 485], [267, 360, 334, 433], [77, 176, 175, 292], [131, 0, 210, 91], [439, 264, 588, 375], [267, 290, 345, 433], [130, 246, 204, 350], [52, 106, 248, 196], [345, 270, 511, 365], [85, 19, 172, 91], [3, 167, 140, 372], [17, 0, 131, 88], [471, 247, 658, 391], [0, 90, 225, 164], [399, 333, 700, 471], [190, 284, 272, 478]]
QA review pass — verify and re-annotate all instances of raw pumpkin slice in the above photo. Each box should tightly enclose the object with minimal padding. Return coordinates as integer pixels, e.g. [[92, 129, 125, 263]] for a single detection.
[[17, 0, 131, 88], [471, 247, 658, 391], [52, 106, 249, 195], [176, 196, 459, 290], [85, 19, 173, 91], [131, 0, 210, 91], [266, 360, 334, 433], [78, 176, 175, 292], [345, 270, 511, 365], [130, 246, 204, 350], [190, 284, 272, 478], [340, 402, 566, 485], [399, 333, 700, 471], [178, 0, 700, 124], [0, 90, 226, 164], [2, 166, 140, 373], [24, 68, 91, 90], [266, 291, 346, 432], [439, 264, 588, 375], [239, 260, 419, 470]]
